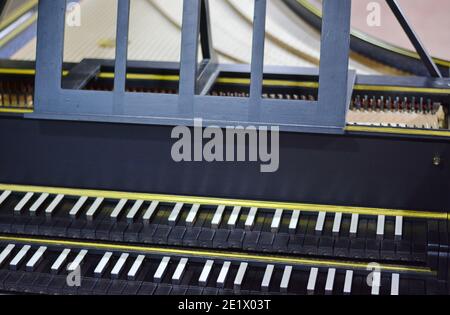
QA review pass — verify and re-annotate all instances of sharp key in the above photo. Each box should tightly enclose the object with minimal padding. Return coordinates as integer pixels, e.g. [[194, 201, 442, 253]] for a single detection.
[[154, 256, 170, 283], [245, 207, 258, 230], [217, 261, 231, 288], [94, 252, 113, 277], [127, 255, 145, 281], [67, 249, 88, 272], [0, 190, 12, 206], [332, 212, 342, 234], [199, 260, 214, 286], [168, 202, 183, 225], [51, 249, 71, 274], [126, 200, 144, 223], [280, 266, 292, 293], [172, 258, 188, 284], [69, 196, 88, 218], [110, 199, 128, 221], [343, 270, 353, 294], [142, 201, 159, 223], [0, 244, 15, 266], [307, 267, 319, 294], [14, 192, 34, 212], [227, 206, 241, 227], [350, 213, 359, 235], [211, 205, 225, 228], [325, 268, 336, 294], [45, 194, 64, 216], [371, 271, 381, 295], [26, 246, 47, 272], [315, 212, 326, 233], [86, 197, 104, 220], [289, 210, 300, 233], [395, 216, 403, 239], [261, 264, 274, 292], [185, 204, 200, 227], [10, 245, 31, 270], [111, 253, 129, 279], [391, 273, 400, 295], [233, 262, 248, 291], [29, 193, 50, 214], [376, 215, 385, 237], [271, 209, 283, 232]]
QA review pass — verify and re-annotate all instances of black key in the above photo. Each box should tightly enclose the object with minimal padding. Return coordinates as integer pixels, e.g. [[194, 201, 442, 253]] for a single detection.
[[334, 238, 349, 257], [198, 229, 215, 248], [380, 240, 396, 260], [365, 239, 380, 260], [67, 220, 86, 238], [168, 226, 186, 245], [123, 281, 142, 295], [107, 280, 128, 295], [137, 282, 157, 295], [318, 236, 334, 256], [109, 222, 129, 242], [258, 232, 275, 252], [288, 235, 304, 254], [124, 223, 143, 243], [78, 277, 98, 295], [139, 224, 158, 243], [92, 279, 112, 295], [153, 226, 172, 244], [213, 229, 230, 249], [273, 233, 289, 252], [183, 227, 201, 247], [228, 230, 245, 249]]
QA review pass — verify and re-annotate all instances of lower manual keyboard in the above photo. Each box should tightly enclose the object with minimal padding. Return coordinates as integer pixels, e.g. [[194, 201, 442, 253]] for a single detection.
[[0, 237, 443, 295]]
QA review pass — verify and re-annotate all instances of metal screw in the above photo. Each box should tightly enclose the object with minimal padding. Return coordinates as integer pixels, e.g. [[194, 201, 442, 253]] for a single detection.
[[433, 155, 441, 166]]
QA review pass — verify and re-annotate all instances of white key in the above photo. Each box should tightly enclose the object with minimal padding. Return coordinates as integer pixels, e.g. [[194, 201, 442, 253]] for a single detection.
[[45, 194, 64, 216], [245, 207, 258, 230], [86, 197, 104, 220], [69, 196, 88, 217], [350, 213, 359, 234], [111, 253, 129, 279], [211, 205, 225, 228], [271, 209, 283, 232], [51, 249, 71, 274], [168, 203, 183, 224], [154, 256, 170, 282], [199, 260, 214, 286], [280, 266, 292, 292], [172, 258, 188, 284], [0, 190, 11, 206], [94, 252, 113, 277], [371, 271, 381, 295], [110, 199, 128, 220], [289, 210, 300, 232], [143, 201, 159, 222], [343, 270, 353, 294], [10, 245, 31, 270], [261, 264, 274, 291], [233, 262, 248, 290], [332, 212, 342, 234], [395, 216, 403, 238], [217, 261, 231, 288], [307, 267, 319, 293], [128, 255, 145, 280], [391, 273, 400, 295], [26, 246, 47, 271], [67, 250, 88, 272], [376, 215, 385, 236], [14, 192, 34, 212], [325, 268, 336, 293], [126, 200, 144, 222], [315, 212, 326, 232], [228, 206, 241, 227], [186, 204, 200, 226], [0, 244, 15, 267], [29, 193, 49, 213]]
